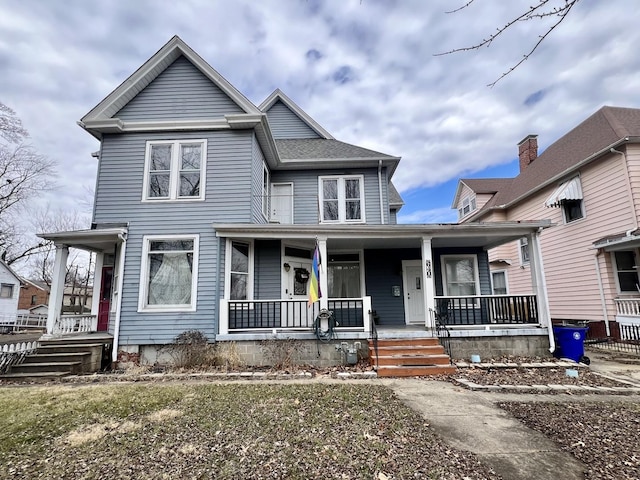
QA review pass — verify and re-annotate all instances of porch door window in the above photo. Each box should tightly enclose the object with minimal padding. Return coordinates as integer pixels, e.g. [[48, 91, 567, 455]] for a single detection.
[[613, 250, 640, 293], [441, 255, 479, 296], [328, 253, 361, 298]]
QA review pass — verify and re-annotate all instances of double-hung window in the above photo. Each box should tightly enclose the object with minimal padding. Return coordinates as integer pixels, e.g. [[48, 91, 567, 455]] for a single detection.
[[441, 255, 480, 298], [0, 283, 13, 299], [226, 240, 254, 301], [613, 250, 640, 293], [458, 196, 476, 219], [319, 175, 365, 223], [519, 237, 530, 265], [139, 235, 199, 312], [143, 140, 207, 201], [327, 253, 362, 298]]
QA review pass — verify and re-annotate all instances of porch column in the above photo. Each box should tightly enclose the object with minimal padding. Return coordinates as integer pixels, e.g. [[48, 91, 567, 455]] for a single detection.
[[91, 253, 103, 316], [318, 237, 329, 311], [421, 236, 436, 329], [528, 230, 554, 351], [46, 244, 69, 335]]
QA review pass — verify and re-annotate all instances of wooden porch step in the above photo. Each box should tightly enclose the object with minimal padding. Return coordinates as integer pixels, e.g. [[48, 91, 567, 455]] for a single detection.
[[374, 338, 441, 347], [37, 343, 104, 354], [0, 371, 71, 382], [10, 361, 82, 375], [376, 365, 457, 377], [375, 353, 451, 366], [22, 352, 91, 367], [370, 345, 446, 356]]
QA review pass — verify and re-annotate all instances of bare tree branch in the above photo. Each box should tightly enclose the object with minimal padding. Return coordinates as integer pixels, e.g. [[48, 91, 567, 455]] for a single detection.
[[435, 0, 582, 86], [0, 103, 29, 144]]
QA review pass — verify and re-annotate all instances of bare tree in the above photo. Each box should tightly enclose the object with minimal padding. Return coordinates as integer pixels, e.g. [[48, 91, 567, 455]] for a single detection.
[[436, 0, 582, 87], [0, 101, 56, 263]]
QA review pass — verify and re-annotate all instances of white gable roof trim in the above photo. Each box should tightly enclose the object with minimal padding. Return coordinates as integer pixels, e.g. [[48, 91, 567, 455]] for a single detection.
[[259, 89, 335, 140], [81, 36, 260, 124], [544, 177, 583, 208]]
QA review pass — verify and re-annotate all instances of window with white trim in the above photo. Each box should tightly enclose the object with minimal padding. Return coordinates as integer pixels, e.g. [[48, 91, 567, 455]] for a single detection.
[[441, 255, 480, 297], [0, 283, 14, 299], [226, 240, 254, 300], [139, 235, 198, 311], [613, 250, 640, 293], [319, 175, 365, 223], [143, 140, 207, 201], [491, 271, 508, 295], [327, 253, 362, 298], [458, 196, 477, 219], [262, 162, 270, 219], [519, 237, 530, 264]]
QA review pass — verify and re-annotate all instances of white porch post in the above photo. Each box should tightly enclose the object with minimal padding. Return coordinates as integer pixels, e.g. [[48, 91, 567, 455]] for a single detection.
[[46, 244, 69, 335], [91, 253, 104, 316], [528, 230, 554, 352], [421, 236, 436, 329], [318, 237, 329, 311]]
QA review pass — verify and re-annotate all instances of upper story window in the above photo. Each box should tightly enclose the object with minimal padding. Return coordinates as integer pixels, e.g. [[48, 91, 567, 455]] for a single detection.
[[544, 176, 584, 224], [458, 196, 477, 220], [138, 235, 199, 312], [142, 140, 207, 201], [0, 283, 14, 299], [319, 175, 365, 223]]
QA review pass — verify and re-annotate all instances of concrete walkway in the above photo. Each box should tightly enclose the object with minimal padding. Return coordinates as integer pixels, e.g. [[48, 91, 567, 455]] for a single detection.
[[383, 379, 585, 480]]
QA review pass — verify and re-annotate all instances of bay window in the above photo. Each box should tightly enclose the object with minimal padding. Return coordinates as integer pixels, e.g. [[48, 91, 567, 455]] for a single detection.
[[143, 139, 207, 201], [139, 235, 199, 311]]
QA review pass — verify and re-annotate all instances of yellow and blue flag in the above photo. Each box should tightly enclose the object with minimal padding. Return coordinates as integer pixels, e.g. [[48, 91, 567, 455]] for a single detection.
[[308, 242, 321, 306]]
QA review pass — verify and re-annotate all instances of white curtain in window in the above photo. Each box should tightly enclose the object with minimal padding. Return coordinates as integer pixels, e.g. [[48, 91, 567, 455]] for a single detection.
[[148, 252, 192, 305], [329, 264, 360, 298]]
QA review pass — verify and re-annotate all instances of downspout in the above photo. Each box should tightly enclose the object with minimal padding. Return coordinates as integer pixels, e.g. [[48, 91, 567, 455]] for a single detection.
[[378, 160, 385, 224], [111, 232, 127, 366], [594, 249, 611, 336]]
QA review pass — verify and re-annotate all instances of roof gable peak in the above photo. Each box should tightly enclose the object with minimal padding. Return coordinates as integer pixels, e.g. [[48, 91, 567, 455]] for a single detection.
[[259, 89, 334, 139], [82, 35, 260, 123]]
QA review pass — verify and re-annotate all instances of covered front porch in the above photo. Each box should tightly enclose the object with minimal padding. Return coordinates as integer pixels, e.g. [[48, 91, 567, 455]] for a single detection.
[[214, 222, 553, 345]]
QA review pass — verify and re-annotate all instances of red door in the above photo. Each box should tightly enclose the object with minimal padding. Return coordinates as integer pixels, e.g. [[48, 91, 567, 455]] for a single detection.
[[97, 266, 113, 331]]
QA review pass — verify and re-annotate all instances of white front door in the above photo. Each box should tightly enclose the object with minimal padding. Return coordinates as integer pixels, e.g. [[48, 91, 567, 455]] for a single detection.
[[402, 260, 425, 324], [282, 257, 316, 327], [271, 183, 293, 224]]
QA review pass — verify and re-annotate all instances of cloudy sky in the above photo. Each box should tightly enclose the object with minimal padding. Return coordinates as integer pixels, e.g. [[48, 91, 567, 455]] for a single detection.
[[1, 0, 639, 227]]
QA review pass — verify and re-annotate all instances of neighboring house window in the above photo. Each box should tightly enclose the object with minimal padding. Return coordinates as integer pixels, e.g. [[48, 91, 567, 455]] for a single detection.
[[227, 240, 254, 300], [139, 235, 199, 311], [441, 255, 480, 297], [0, 284, 13, 299], [613, 250, 640, 293], [328, 253, 361, 298], [30, 294, 37, 305], [562, 199, 584, 223], [458, 196, 477, 219], [262, 162, 270, 219], [143, 140, 207, 201], [519, 237, 530, 264], [491, 271, 508, 295], [319, 175, 365, 223]]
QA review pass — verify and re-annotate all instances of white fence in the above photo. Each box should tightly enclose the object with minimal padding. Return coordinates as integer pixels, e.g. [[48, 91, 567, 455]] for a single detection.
[[0, 313, 47, 333], [0, 341, 39, 374]]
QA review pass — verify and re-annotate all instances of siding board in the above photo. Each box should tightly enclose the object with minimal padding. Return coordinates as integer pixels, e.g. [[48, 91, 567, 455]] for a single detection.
[[265, 100, 321, 139]]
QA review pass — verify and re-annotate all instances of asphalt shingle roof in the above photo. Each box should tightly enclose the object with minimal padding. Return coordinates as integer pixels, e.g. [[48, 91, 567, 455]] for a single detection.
[[388, 181, 404, 207], [275, 139, 397, 160]]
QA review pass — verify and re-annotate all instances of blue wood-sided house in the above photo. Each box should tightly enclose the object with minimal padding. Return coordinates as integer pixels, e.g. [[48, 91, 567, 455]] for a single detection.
[[41, 37, 553, 367]]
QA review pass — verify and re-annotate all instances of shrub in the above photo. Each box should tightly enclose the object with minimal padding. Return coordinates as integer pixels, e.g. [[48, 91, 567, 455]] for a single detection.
[[162, 330, 214, 369], [259, 337, 308, 370]]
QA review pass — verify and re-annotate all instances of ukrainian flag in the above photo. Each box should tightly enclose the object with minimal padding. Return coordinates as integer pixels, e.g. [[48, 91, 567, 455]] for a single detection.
[[308, 242, 321, 306]]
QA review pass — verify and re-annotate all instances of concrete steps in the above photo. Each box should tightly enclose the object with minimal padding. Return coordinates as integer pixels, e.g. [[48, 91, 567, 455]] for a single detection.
[[0, 336, 111, 381], [369, 338, 456, 377]]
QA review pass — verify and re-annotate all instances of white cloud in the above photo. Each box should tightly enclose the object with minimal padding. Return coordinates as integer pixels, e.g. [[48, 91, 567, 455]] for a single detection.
[[1, 0, 639, 229]]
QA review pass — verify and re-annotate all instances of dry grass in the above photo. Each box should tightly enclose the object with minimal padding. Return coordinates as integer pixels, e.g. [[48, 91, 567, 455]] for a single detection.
[[0, 383, 500, 479]]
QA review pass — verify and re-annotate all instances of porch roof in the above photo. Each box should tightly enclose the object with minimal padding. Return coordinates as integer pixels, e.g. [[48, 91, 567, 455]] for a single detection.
[[213, 221, 551, 249], [37, 227, 127, 253]]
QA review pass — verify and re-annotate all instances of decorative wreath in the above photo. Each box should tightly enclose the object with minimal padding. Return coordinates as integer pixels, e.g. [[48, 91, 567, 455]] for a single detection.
[[294, 268, 310, 284]]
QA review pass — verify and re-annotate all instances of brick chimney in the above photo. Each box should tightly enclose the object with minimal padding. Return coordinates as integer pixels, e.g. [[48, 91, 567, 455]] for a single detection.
[[518, 134, 538, 172]]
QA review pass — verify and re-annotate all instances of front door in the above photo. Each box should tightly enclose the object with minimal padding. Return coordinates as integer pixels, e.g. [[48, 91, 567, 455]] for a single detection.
[[282, 258, 315, 327], [271, 183, 293, 224], [97, 266, 113, 331], [402, 260, 425, 325]]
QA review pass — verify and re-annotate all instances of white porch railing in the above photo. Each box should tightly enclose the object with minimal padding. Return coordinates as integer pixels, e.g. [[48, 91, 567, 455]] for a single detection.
[[219, 297, 372, 335], [53, 314, 98, 334], [615, 298, 640, 318], [0, 341, 39, 374], [0, 313, 47, 332]]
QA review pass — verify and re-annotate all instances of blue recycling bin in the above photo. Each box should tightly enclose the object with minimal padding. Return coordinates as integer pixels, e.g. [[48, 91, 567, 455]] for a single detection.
[[553, 325, 588, 363]]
